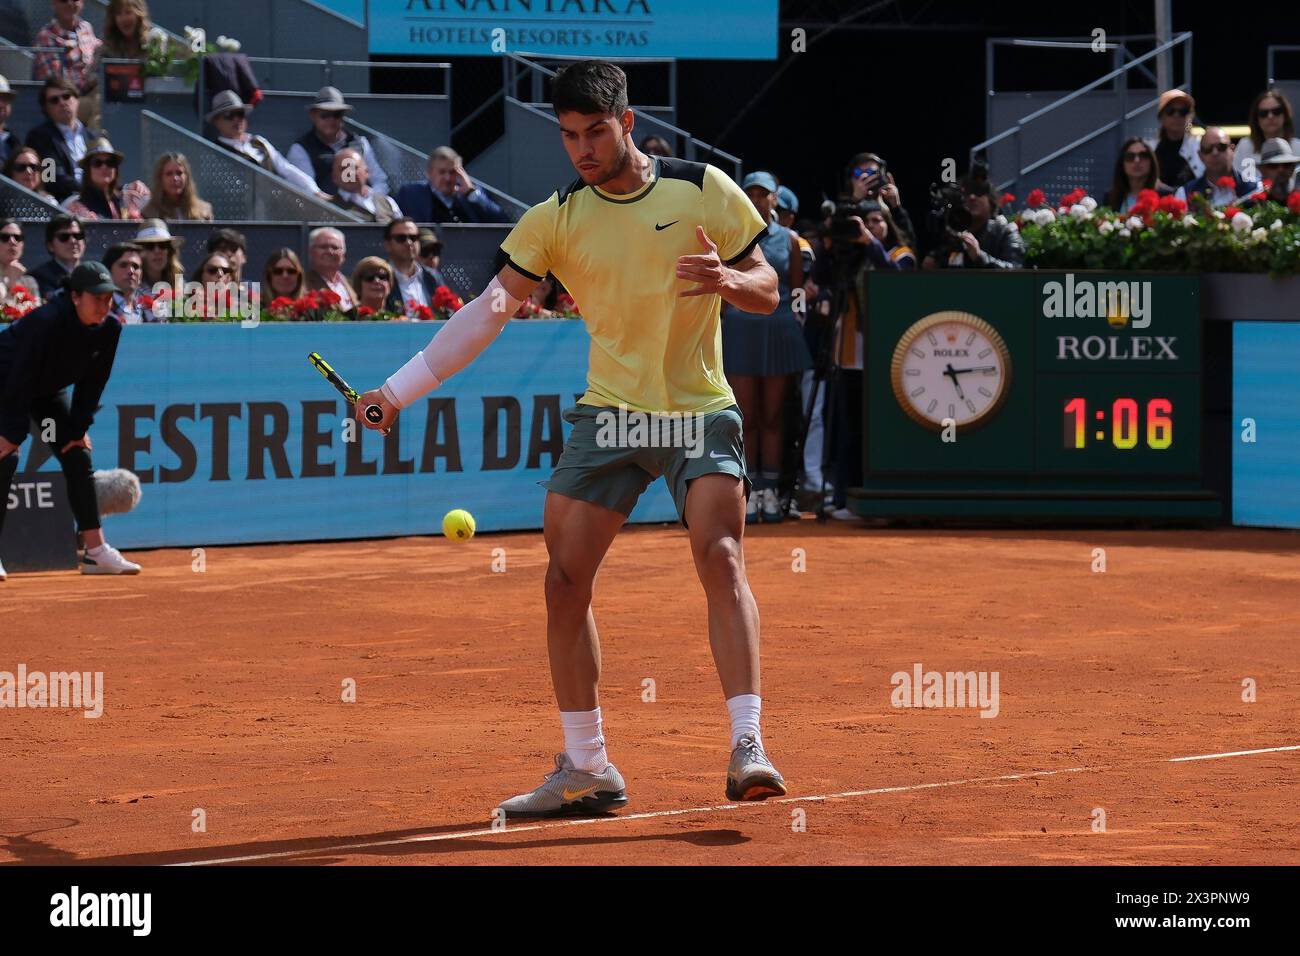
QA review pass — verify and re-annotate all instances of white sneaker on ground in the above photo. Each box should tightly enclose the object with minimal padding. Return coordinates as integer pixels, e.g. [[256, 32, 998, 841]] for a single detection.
[[80, 544, 142, 575], [828, 507, 859, 521], [760, 487, 783, 523], [745, 490, 760, 525], [0, 557, 7, 581]]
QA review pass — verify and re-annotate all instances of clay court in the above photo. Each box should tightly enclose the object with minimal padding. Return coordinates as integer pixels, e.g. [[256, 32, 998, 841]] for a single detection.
[[4, 521, 1298, 866]]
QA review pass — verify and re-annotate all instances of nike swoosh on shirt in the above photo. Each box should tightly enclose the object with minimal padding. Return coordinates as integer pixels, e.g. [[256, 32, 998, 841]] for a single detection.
[[709, 451, 731, 460], [654, 221, 679, 231], [562, 785, 600, 801]]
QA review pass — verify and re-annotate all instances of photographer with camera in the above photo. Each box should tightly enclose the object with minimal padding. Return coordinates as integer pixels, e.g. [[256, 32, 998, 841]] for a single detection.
[[845, 152, 916, 248], [921, 171, 1025, 270]]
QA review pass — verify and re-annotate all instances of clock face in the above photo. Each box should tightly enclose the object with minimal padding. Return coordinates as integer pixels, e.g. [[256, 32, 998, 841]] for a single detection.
[[890, 311, 1012, 431]]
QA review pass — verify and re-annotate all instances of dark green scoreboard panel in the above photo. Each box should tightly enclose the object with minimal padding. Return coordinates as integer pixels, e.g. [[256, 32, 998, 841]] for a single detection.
[[854, 272, 1219, 518]]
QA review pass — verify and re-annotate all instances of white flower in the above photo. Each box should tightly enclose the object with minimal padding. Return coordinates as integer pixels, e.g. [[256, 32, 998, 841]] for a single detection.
[[1182, 215, 1198, 228], [1270, 218, 1285, 232], [1250, 227, 1268, 243], [1231, 211, 1252, 233], [1007, 220, 1020, 233], [1098, 220, 1115, 235], [1069, 203, 1090, 221], [1212, 210, 1226, 219], [1126, 216, 1144, 230], [1034, 208, 1055, 227], [1080, 196, 1098, 212], [183, 25, 200, 38], [216, 36, 241, 52], [1119, 228, 1131, 238]]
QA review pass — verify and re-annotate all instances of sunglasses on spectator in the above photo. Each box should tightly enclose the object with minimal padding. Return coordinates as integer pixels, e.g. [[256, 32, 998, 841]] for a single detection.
[[361, 272, 391, 283], [389, 233, 419, 243], [45, 92, 76, 105], [11, 162, 41, 173], [1162, 106, 1190, 117], [55, 231, 85, 242], [271, 266, 299, 276], [0, 232, 22, 243], [205, 265, 233, 276], [852, 166, 881, 180], [1201, 142, 1232, 154], [1124, 151, 1151, 162], [1257, 106, 1286, 119], [219, 111, 247, 122], [89, 157, 120, 169]]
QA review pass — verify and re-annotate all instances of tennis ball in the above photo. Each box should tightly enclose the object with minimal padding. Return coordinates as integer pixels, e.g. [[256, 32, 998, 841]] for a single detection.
[[442, 508, 476, 541]]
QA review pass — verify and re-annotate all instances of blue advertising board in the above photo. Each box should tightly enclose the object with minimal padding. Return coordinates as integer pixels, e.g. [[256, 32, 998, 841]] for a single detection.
[[1232, 322, 1300, 529], [13, 322, 676, 549], [367, 0, 779, 60]]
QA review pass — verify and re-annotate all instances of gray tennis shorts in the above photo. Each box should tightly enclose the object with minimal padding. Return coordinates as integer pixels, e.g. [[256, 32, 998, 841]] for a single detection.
[[541, 404, 749, 526]]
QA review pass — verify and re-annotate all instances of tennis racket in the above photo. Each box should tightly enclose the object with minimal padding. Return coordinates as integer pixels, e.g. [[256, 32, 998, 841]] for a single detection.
[[308, 351, 390, 435]]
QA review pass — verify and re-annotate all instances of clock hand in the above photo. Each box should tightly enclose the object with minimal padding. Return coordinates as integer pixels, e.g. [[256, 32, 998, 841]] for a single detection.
[[942, 364, 966, 400], [948, 365, 998, 375]]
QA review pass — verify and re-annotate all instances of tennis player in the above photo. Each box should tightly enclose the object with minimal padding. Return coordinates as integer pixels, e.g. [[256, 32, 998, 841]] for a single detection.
[[355, 61, 787, 817]]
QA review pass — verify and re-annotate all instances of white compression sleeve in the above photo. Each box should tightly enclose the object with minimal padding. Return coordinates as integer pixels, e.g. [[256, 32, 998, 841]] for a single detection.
[[381, 276, 522, 408]]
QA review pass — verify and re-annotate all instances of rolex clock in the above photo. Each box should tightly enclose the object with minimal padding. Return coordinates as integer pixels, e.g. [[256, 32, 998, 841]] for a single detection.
[[889, 311, 1012, 431]]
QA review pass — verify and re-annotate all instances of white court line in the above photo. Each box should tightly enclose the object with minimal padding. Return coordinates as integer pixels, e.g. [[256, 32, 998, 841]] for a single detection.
[[1167, 744, 1300, 763], [169, 743, 1298, 867]]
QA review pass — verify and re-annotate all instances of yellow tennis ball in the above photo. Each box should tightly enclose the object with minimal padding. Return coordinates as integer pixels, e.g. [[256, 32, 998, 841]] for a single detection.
[[442, 508, 476, 541]]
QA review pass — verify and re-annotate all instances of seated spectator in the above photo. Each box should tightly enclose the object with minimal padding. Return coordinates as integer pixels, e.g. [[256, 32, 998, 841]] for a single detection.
[[350, 256, 395, 315], [61, 138, 150, 220], [845, 152, 916, 249], [25, 77, 105, 203], [862, 201, 916, 269], [1235, 89, 1300, 180], [286, 87, 389, 197], [1103, 137, 1175, 212], [205, 91, 324, 198], [417, 229, 442, 273], [33, 0, 103, 128], [394, 146, 506, 224], [141, 152, 213, 221], [95, 0, 169, 67], [185, 251, 236, 318], [260, 247, 305, 307], [383, 217, 445, 315], [133, 219, 185, 287], [640, 134, 673, 157], [303, 227, 356, 312], [102, 241, 156, 323], [29, 213, 85, 298], [775, 185, 799, 229], [1145, 89, 1202, 189], [1243, 139, 1300, 209], [922, 176, 1024, 269], [0, 218, 40, 303], [3, 147, 58, 207], [0, 76, 20, 165], [206, 228, 247, 283], [327, 148, 401, 223], [1176, 127, 1257, 207]]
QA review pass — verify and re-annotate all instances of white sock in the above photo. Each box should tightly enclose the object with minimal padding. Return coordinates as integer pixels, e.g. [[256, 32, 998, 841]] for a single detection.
[[560, 707, 608, 773], [726, 694, 762, 749], [86, 544, 107, 557]]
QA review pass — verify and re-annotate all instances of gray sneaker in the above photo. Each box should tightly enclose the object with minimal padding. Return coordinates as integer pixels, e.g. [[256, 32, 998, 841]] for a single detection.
[[498, 752, 628, 819], [726, 733, 787, 801]]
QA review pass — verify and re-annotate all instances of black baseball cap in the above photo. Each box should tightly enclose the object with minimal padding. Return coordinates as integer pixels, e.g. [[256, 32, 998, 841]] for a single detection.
[[69, 261, 120, 295]]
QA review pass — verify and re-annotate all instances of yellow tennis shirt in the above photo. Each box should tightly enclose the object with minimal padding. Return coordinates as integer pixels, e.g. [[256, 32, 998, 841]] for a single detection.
[[497, 157, 767, 415]]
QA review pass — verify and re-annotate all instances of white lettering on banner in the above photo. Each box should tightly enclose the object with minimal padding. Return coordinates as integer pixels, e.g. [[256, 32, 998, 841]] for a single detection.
[[1055, 335, 1179, 361], [7, 481, 56, 510]]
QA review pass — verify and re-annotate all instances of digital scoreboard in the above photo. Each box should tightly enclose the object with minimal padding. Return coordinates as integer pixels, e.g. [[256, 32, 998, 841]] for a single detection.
[[858, 272, 1218, 519]]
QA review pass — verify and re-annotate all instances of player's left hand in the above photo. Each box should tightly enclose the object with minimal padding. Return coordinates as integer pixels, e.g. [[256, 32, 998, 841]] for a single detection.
[[60, 435, 91, 455], [354, 388, 398, 432], [676, 226, 727, 297]]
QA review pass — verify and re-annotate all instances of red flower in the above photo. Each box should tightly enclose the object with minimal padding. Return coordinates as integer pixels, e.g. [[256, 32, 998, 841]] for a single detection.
[[318, 289, 342, 307], [1216, 176, 1236, 190], [1224, 206, 1240, 219], [1157, 194, 1187, 218], [999, 192, 1015, 207], [1026, 188, 1046, 209], [269, 296, 295, 310], [411, 304, 434, 321], [12, 286, 31, 302], [2, 304, 20, 320], [1059, 187, 1087, 208], [138, 292, 155, 308], [1288, 193, 1300, 216], [357, 306, 375, 317], [1251, 191, 1268, 203], [1262, 179, 1273, 190]]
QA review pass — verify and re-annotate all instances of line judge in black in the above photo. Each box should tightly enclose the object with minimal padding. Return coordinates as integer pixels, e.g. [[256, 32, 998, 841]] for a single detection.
[[0, 262, 142, 580]]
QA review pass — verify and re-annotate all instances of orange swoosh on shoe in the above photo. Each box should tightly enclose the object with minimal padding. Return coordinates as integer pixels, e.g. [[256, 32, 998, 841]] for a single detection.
[[562, 785, 600, 801]]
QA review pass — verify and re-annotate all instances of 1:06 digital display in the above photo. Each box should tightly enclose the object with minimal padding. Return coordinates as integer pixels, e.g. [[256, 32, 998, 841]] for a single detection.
[[1063, 397, 1173, 450]]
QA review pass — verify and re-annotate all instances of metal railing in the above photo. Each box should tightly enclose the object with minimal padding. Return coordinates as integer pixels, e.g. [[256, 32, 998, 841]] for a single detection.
[[345, 116, 528, 222], [0, 173, 63, 219], [971, 32, 1194, 197], [140, 110, 359, 222]]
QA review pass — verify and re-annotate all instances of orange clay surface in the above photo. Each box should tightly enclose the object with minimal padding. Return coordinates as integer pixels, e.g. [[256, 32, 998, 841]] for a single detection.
[[3, 522, 1298, 865]]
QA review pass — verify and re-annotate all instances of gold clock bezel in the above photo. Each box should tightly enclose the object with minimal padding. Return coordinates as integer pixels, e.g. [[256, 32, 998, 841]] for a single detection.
[[889, 310, 1013, 432]]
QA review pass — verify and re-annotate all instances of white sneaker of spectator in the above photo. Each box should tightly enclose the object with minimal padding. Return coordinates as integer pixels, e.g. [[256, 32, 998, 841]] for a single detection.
[[0, 556, 6, 581], [828, 506, 859, 522], [80, 544, 142, 575]]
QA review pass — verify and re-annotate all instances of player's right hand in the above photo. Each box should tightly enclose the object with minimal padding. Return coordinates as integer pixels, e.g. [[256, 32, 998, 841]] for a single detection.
[[354, 388, 398, 432]]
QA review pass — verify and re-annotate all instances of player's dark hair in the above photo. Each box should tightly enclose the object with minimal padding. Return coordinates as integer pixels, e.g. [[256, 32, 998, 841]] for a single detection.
[[103, 242, 143, 271], [383, 217, 419, 241], [551, 60, 628, 117]]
